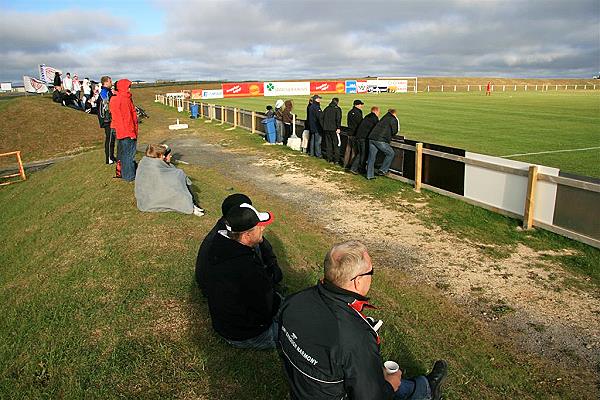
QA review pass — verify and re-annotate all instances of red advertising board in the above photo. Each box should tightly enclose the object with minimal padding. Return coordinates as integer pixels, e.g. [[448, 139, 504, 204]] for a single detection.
[[222, 82, 264, 97], [191, 89, 202, 100], [310, 81, 346, 94]]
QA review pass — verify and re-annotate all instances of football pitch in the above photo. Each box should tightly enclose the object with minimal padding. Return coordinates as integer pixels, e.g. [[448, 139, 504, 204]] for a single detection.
[[212, 91, 600, 178]]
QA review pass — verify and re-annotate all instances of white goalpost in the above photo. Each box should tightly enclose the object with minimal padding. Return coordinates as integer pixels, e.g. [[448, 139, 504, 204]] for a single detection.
[[369, 77, 418, 93]]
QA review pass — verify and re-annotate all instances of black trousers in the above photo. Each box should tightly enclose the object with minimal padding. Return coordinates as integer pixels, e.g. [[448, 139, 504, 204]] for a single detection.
[[350, 138, 368, 173], [323, 130, 340, 163], [104, 126, 116, 163], [283, 123, 292, 145]]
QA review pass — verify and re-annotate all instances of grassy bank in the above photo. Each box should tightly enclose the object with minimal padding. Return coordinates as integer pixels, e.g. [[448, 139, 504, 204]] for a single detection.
[[1, 149, 596, 399]]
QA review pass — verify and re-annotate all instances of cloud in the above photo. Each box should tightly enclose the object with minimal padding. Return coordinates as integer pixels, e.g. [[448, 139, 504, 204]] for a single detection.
[[0, 0, 598, 82]]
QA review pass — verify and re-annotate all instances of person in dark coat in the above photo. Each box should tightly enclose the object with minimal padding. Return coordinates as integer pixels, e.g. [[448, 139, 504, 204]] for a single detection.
[[277, 241, 448, 400], [350, 106, 380, 174], [322, 97, 342, 164], [195, 193, 282, 297], [281, 100, 294, 145], [53, 72, 62, 90], [344, 99, 364, 168], [366, 109, 399, 179], [308, 95, 324, 158], [205, 202, 282, 349]]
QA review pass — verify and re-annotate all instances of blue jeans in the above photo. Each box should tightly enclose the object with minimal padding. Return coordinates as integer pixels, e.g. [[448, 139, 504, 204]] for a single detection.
[[394, 376, 432, 400], [367, 140, 395, 179], [224, 320, 279, 350], [309, 131, 322, 158], [117, 138, 137, 182], [275, 119, 284, 143]]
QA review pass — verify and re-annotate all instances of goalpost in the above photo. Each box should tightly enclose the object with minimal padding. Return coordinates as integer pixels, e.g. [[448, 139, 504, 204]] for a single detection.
[[373, 76, 418, 93]]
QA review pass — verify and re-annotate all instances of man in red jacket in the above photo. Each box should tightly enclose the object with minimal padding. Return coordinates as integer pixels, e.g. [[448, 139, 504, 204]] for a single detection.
[[110, 79, 138, 181]]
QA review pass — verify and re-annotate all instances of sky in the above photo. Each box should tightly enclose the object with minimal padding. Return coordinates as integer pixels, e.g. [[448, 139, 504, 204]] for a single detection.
[[1, 0, 599, 83]]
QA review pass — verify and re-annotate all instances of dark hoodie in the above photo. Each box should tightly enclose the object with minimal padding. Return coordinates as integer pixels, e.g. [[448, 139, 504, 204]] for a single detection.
[[109, 79, 138, 140], [322, 99, 342, 131], [205, 231, 282, 340]]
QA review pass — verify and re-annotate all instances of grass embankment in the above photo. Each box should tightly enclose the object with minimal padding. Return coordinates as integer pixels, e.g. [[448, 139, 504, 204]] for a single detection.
[[211, 91, 600, 178], [1, 148, 597, 399], [0, 95, 102, 167]]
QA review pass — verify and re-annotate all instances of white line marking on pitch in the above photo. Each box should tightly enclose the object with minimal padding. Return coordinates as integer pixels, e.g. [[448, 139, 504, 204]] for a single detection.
[[502, 146, 600, 158]]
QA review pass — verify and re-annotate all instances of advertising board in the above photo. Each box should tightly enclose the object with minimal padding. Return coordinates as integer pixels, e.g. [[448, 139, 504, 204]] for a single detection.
[[264, 81, 310, 97], [201, 89, 224, 99], [222, 82, 264, 97], [310, 81, 346, 94]]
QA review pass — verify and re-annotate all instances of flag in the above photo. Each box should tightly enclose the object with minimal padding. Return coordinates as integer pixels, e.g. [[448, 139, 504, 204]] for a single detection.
[[23, 76, 49, 93], [38, 64, 62, 84]]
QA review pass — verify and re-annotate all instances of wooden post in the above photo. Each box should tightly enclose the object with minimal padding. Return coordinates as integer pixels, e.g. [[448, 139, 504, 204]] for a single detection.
[[16, 151, 26, 181], [523, 165, 539, 230], [503, 85, 506, 92], [414, 143, 423, 193], [200, 102, 204, 118], [467, 84, 470, 91], [454, 85, 456, 92], [514, 85, 517, 91], [233, 108, 237, 128], [441, 85, 444, 92], [251, 111, 256, 133], [221, 106, 225, 124], [427, 85, 430, 92]]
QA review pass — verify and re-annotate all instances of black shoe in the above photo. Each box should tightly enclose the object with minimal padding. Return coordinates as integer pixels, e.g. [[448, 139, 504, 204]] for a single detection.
[[376, 170, 388, 176], [366, 176, 376, 180], [350, 170, 359, 175], [426, 360, 448, 400]]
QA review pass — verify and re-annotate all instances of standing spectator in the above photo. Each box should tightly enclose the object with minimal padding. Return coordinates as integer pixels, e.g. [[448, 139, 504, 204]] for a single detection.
[[72, 75, 82, 106], [308, 95, 324, 158], [53, 72, 62, 90], [275, 99, 285, 145], [281, 100, 294, 145], [322, 97, 342, 164], [366, 109, 399, 180], [345, 99, 364, 167], [63, 72, 73, 93], [301, 98, 313, 153], [97, 76, 116, 164], [110, 79, 138, 182], [486, 81, 492, 96], [205, 203, 282, 349], [82, 77, 91, 106], [277, 241, 448, 400], [350, 106, 379, 175]]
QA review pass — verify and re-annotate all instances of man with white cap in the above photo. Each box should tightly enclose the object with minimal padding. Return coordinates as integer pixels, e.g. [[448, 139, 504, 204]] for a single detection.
[[205, 202, 282, 349]]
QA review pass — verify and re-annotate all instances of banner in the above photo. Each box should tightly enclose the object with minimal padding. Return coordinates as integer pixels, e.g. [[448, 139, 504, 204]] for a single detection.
[[23, 76, 49, 93], [0, 82, 12, 91], [345, 80, 357, 94], [310, 81, 346, 94], [356, 81, 368, 93], [222, 82, 264, 98], [201, 89, 224, 99], [264, 81, 310, 97], [38, 64, 62, 84], [165, 92, 186, 99], [386, 80, 408, 93], [191, 89, 203, 100]]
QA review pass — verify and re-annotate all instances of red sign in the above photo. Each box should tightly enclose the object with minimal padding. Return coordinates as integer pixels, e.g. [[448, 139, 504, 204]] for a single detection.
[[310, 81, 346, 94], [222, 82, 264, 97], [191, 89, 203, 99]]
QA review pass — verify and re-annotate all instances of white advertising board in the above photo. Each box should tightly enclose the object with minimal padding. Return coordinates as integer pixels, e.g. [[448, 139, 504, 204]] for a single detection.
[[0, 82, 12, 91], [201, 89, 224, 99], [386, 80, 408, 93], [356, 81, 368, 93], [464, 152, 559, 225], [264, 81, 310, 97], [165, 92, 186, 99]]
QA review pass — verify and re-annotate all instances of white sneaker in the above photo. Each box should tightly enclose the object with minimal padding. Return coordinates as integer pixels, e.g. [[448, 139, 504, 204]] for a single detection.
[[108, 159, 115, 165], [193, 206, 205, 217]]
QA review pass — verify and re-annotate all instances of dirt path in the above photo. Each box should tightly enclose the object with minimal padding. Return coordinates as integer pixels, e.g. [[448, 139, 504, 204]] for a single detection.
[[158, 133, 599, 376]]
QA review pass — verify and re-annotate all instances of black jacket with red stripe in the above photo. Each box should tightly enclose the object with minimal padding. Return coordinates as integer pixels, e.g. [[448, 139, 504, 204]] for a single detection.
[[277, 281, 394, 400]]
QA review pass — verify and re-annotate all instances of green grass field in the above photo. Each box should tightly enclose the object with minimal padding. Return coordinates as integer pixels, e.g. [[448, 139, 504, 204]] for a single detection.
[[212, 91, 600, 178]]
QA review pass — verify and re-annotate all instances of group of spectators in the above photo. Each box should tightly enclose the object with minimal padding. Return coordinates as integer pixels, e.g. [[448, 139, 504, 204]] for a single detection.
[[264, 99, 295, 145], [52, 71, 98, 113], [192, 193, 449, 400], [305, 95, 401, 179]]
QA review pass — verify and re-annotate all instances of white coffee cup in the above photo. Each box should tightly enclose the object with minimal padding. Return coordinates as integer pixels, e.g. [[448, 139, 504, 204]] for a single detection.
[[384, 360, 400, 375]]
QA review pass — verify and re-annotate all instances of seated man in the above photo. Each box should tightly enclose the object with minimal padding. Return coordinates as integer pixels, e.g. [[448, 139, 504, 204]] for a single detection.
[[195, 193, 282, 297], [205, 203, 282, 349], [134, 144, 204, 216], [277, 241, 448, 400]]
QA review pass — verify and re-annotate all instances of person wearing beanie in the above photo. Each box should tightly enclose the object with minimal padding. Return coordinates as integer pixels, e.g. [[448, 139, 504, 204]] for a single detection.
[[322, 97, 342, 164], [195, 194, 282, 298], [307, 95, 324, 157]]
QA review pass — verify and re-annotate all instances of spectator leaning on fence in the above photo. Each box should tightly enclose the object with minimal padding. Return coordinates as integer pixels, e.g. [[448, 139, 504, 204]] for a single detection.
[[277, 240, 448, 400], [345, 99, 364, 167], [308, 95, 324, 158], [350, 106, 379, 175], [195, 193, 281, 297], [110, 79, 138, 182], [366, 109, 399, 180], [97, 76, 116, 165], [281, 100, 294, 146], [275, 99, 285, 145], [322, 97, 343, 164], [205, 203, 282, 350]]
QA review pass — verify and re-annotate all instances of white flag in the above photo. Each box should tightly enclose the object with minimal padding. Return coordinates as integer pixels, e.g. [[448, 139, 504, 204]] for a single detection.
[[38, 64, 62, 84], [23, 76, 49, 93]]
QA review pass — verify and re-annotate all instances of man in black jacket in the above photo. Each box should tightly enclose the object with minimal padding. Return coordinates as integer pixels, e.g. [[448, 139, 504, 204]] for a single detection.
[[322, 98, 342, 164], [195, 193, 281, 297], [350, 106, 380, 175], [308, 95, 324, 158], [344, 99, 364, 168], [366, 109, 399, 179], [206, 202, 282, 349], [277, 241, 448, 400]]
